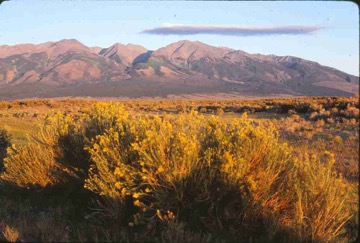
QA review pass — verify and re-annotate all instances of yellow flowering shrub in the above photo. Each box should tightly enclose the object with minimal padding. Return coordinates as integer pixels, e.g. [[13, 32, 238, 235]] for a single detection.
[[2, 143, 64, 187], [0, 101, 356, 242], [292, 152, 356, 242], [83, 106, 356, 242], [83, 102, 129, 138], [1, 113, 81, 188], [1, 103, 130, 188], [84, 111, 279, 234]]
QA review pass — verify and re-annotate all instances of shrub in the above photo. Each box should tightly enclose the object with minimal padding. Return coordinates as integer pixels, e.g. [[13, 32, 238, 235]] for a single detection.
[[331, 107, 338, 114], [85, 112, 295, 240], [315, 119, 325, 128], [85, 111, 206, 227], [2, 225, 20, 242], [199, 107, 207, 113], [84, 108, 357, 242], [83, 102, 129, 138], [2, 143, 65, 187], [2, 112, 86, 188], [215, 107, 224, 115], [333, 135, 343, 144], [292, 152, 356, 242], [1, 102, 130, 189], [290, 114, 302, 122], [288, 109, 297, 115], [0, 129, 11, 172], [1, 102, 356, 242]]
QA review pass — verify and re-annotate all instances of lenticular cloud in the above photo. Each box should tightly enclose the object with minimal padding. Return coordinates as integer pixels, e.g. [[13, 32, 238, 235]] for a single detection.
[[141, 24, 324, 36]]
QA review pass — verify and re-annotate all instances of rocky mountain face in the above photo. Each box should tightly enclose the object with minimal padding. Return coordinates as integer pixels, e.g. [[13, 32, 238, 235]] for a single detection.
[[0, 39, 358, 99]]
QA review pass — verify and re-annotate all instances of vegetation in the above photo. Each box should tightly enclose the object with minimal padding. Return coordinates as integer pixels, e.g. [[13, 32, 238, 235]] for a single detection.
[[0, 129, 11, 172], [0, 96, 358, 242]]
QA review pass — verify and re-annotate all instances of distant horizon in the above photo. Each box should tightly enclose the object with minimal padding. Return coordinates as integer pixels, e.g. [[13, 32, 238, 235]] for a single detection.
[[0, 1, 358, 75]]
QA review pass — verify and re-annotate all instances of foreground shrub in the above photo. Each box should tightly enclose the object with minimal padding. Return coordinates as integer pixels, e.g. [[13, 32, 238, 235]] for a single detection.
[[293, 152, 357, 242], [0, 129, 11, 172], [1, 102, 129, 189], [1, 103, 356, 242], [1, 113, 82, 188], [84, 109, 356, 242], [2, 143, 65, 187]]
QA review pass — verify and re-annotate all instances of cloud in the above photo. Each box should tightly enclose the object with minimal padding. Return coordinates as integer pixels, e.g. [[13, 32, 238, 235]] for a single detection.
[[141, 24, 324, 36]]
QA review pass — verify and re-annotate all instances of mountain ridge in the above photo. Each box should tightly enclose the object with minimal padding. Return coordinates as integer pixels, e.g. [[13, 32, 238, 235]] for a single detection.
[[0, 39, 358, 99]]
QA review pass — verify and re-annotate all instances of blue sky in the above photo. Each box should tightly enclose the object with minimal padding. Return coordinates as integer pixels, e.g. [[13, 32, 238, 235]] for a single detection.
[[0, 1, 358, 76]]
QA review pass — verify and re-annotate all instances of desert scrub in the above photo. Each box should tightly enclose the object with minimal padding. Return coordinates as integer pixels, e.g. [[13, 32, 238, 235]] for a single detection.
[[1, 113, 82, 188], [84, 102, 129, 138], [1, 225, 20, 242], [85, 111, 206, 226], [292, 152, 357, 243], [199, 115, 295, 236], [1, 100, 357, 242], [0, 128, 11, 172], [2, 143, 65, 187], [84, 112, 286, 240], [84, 108, 357, 242], [84, 115, 141, 223], [1, 102, 131, 189]]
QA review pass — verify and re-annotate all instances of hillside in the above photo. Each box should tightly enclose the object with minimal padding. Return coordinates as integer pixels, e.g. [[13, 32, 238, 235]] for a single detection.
[[0, 39, 358, 99]]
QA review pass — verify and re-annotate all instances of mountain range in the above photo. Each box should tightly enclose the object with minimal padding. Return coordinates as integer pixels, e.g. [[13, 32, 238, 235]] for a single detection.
[[0, 39, 358, 99]]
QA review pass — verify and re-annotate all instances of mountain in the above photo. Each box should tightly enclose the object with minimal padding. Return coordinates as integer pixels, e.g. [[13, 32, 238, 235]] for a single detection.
[[0, 39, 358, 99], [99, 43, 148, 67], [132, 40, 358, 94], [0, 39, 127, 87]]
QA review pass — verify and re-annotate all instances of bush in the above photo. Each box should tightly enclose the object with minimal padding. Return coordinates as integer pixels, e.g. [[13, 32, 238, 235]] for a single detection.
[[2, 113, 85, 188], [199, 107, 207, 113], [1, 103, 129, 189], [2, 143, 65, 187], [0, 129, 11, 172], [1, 103, 356, 242], [84, 108, 356, 242], [215, 107, 224, 115], [292, 152, 356, 242]]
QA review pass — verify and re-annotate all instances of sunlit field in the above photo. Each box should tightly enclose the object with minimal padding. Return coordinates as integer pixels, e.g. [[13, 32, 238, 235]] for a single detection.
[[0, 96, 358, 243]]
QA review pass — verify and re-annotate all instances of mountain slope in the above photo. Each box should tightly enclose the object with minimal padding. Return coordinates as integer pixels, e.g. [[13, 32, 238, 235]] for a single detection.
[[0, 39, 127, 86], [0, 39, 358, 99], [132, 40, 357, 94]]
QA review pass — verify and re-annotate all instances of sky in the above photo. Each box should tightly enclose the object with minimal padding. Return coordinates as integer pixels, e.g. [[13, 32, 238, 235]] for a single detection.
[[0, 1, 358, 76]]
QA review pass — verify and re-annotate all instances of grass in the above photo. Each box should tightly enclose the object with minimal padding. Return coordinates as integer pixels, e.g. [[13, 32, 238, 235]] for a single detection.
[[0, 96, 358, 242], [0, 117, 35, 145]]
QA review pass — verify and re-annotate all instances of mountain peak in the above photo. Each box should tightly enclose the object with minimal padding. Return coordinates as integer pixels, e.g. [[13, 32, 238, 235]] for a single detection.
[[172, 39, 208, 47], [99, 42, 148, 66], [45, 39, 90, 57], [153, 39, 232, 60], [57, 38, 80, 43], [53, 39, 86, 47]]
